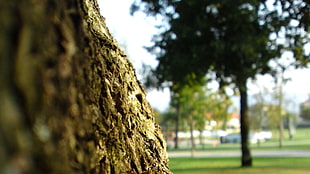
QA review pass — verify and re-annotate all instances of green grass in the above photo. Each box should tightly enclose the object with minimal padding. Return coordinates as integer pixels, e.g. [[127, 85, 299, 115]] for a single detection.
[[168, 128, 310, 173], [169, 157, 310, 174], [168, 127, 310, 152]]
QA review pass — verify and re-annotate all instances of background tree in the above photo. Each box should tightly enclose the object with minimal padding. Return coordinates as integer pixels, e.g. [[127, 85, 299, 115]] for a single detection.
[[249, 103, 267, 131], [0, 0, 171, 173], [166, 75, 206, 149], [132, 0, 309, 167], [210, 92, 233, 130], [169, 85, 182, 149], [249, 103, 282, 130], [163, 82, 232, 150], [178, 83, 208, 156], [300, 96, 310, 120], [156, 109, 177, 149]]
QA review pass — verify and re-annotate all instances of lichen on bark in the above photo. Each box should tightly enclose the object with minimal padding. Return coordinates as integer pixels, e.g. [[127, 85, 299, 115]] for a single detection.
[[0, 0, 171, 173]]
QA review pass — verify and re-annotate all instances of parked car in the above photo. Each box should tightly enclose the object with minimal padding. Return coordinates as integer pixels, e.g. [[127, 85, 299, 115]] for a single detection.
[[220, 133, 241, 143], [257, 131, 272, 140], [220, 131, 272, 144]]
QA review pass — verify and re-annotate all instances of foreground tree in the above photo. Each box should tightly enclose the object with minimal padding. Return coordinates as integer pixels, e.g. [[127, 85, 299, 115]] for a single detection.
[[0, 0, 171, 173]]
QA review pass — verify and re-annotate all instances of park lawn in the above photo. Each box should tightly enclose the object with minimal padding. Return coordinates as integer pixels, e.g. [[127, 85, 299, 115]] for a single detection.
[[168, 127, 310, 152], [169, 157, 310, 174]]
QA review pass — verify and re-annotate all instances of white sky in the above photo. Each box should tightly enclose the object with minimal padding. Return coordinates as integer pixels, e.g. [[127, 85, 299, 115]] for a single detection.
[[99, 0, 310, 112]]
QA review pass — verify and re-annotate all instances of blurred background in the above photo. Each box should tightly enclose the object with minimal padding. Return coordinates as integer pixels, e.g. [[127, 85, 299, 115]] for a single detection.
[[99, 0, 310, 173]]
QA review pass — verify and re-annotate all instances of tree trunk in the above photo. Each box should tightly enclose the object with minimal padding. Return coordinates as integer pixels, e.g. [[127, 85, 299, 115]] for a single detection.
[[287, 116, 295, 140], [189, 114, 195, 157], [279, 115, 284, 147], [199, 130, 205, 150], [278, 85, 284, 148], [174, 103, 180, 149], [0, 0, 171, 173], [239, 81, 253, 167]]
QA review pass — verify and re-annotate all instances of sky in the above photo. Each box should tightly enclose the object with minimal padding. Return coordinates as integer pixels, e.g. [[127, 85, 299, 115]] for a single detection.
[[99, 0, 310, 113]]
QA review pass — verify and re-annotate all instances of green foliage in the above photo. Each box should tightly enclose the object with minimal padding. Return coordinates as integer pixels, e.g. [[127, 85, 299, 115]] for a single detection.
[[209, 92, 232, 127], [171, 83, 209, 131], [162, 84, 233, 131], [164, 1, 274, 87], [157, 108, 178, 129], [300, 101, 310, 119], [132, 0, 309, 86], [249, 102, 298, 130]]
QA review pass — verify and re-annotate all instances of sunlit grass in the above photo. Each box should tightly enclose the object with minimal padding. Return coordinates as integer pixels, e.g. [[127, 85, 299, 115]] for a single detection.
[[169, 157, 310, 174]]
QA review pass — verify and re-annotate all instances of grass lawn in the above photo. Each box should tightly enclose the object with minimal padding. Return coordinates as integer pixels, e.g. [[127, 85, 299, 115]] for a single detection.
[[168, 128, 310, 173], [167, 127, 310, 152], [169, 157, 310, 174]]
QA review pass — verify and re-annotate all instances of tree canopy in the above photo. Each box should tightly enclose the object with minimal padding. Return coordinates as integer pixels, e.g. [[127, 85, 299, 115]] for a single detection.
[[133, 0, 309, 87]]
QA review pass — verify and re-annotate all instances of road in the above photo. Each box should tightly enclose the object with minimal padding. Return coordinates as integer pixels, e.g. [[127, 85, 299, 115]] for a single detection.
[[167, 150, 310, 158]]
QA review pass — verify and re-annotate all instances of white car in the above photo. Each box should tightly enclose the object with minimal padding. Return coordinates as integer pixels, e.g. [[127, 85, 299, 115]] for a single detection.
[[220, 131, 272, 144]]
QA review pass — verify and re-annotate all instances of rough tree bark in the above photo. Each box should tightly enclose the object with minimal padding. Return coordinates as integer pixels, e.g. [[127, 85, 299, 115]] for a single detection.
[[0, 0, 171, 173]]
